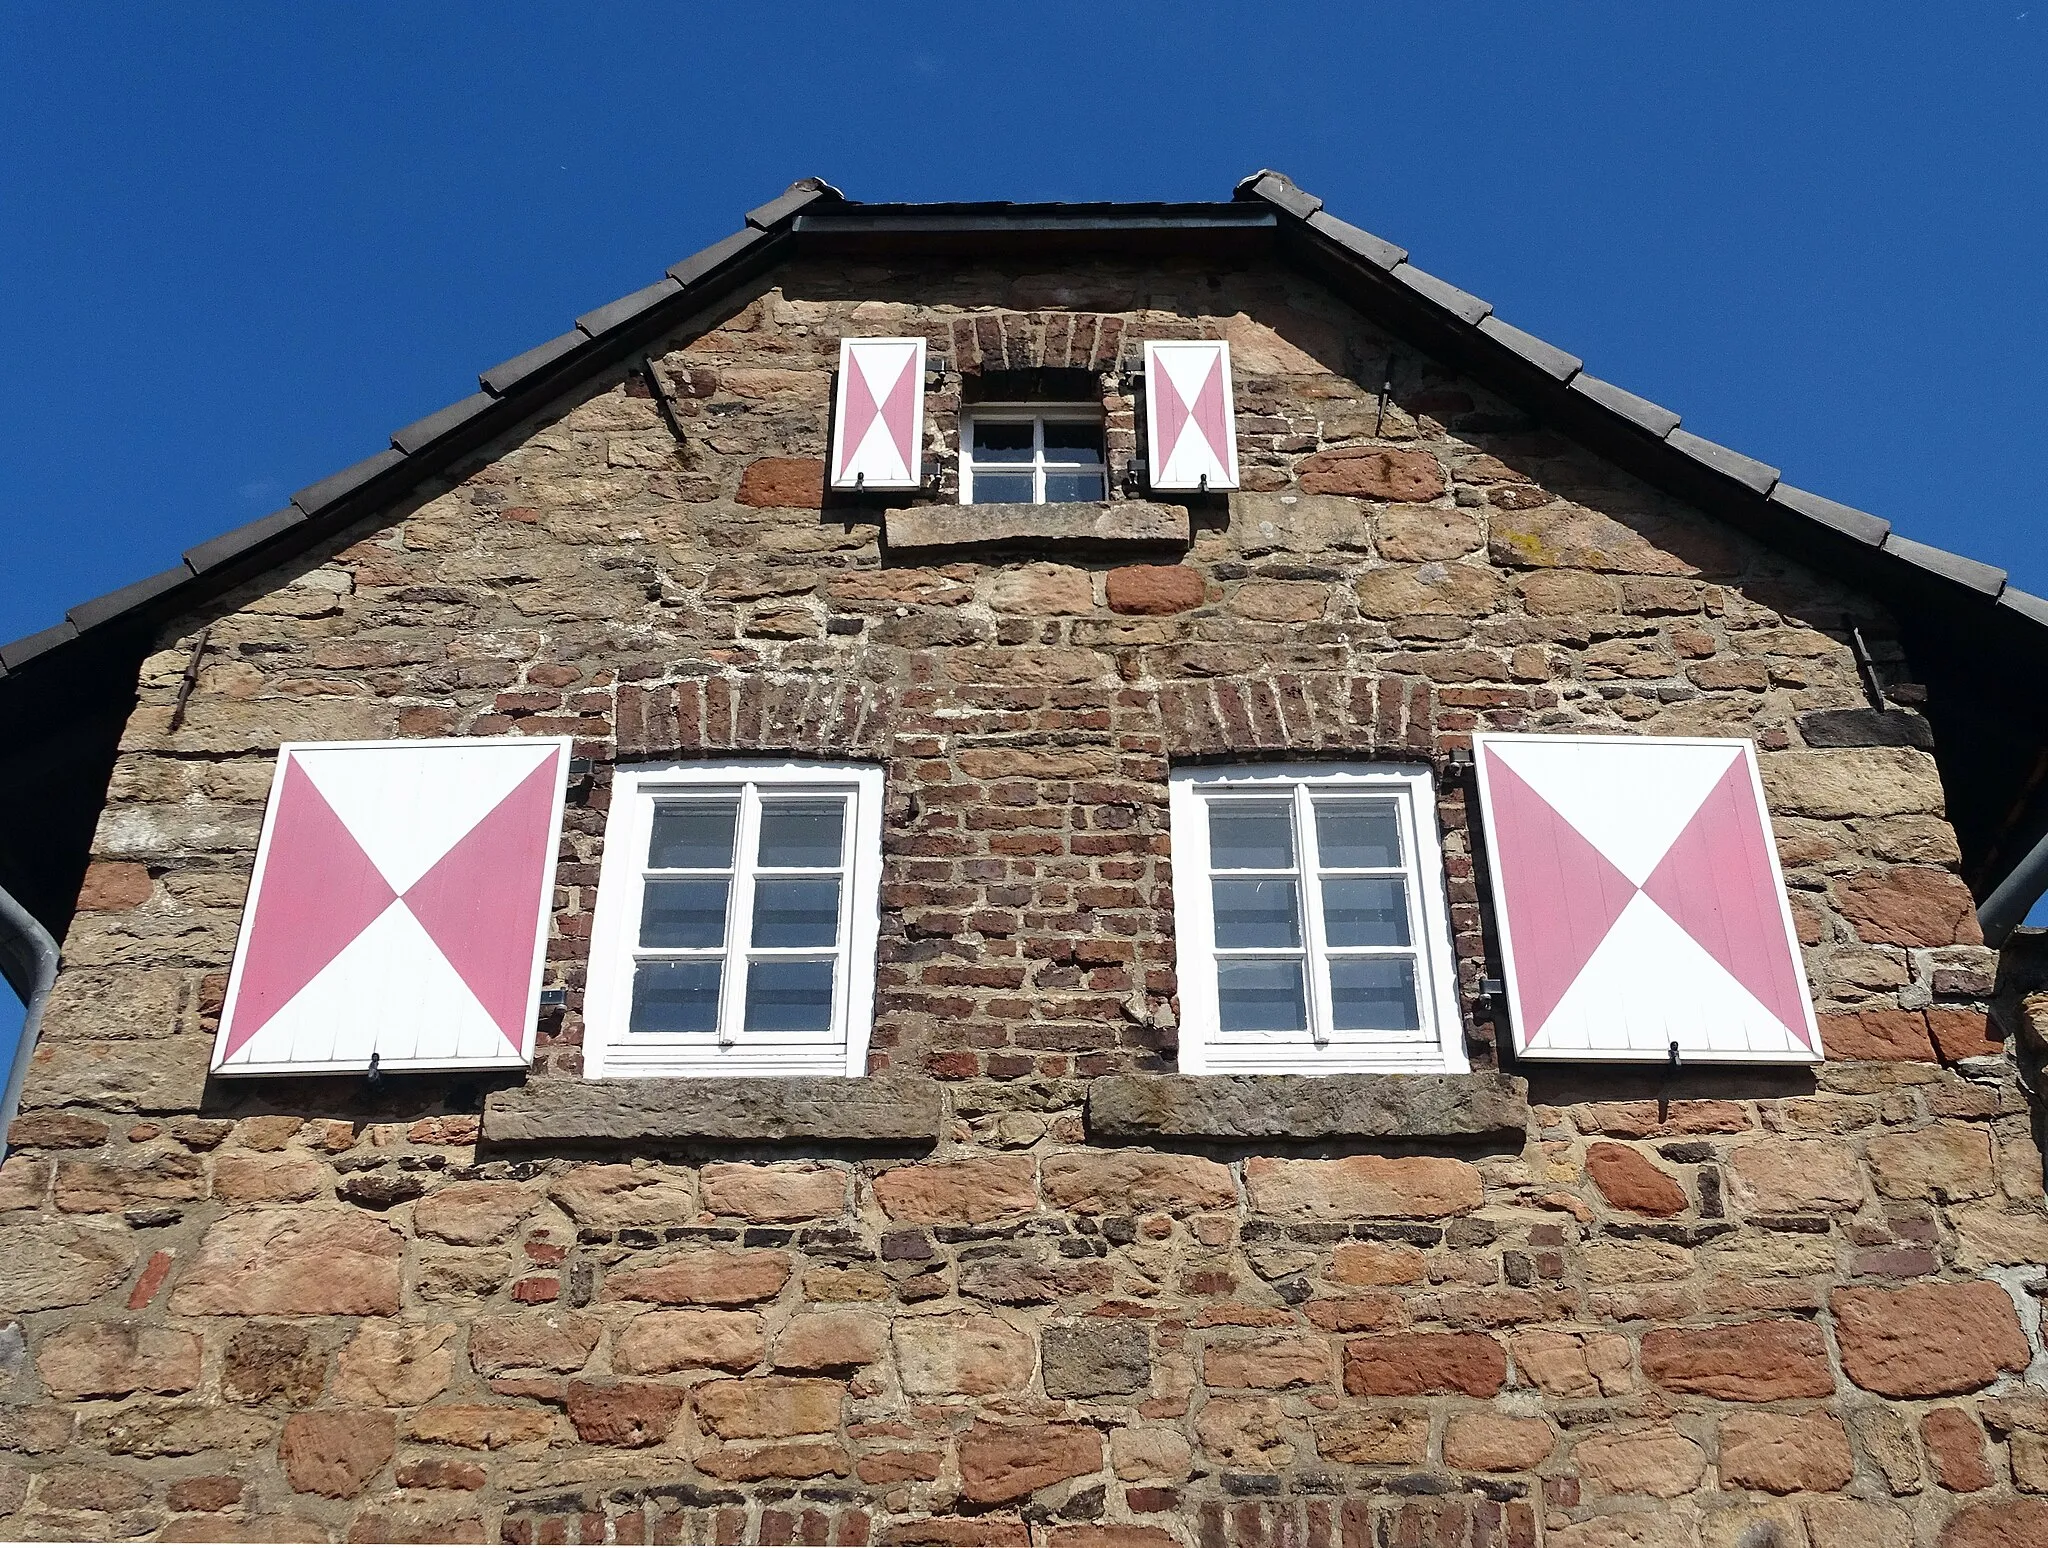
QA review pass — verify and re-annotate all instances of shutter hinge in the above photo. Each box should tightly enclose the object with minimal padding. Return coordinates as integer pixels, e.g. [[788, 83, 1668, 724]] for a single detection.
[[1445, 746, 1476, 778], [538, 988, 568, 1009]]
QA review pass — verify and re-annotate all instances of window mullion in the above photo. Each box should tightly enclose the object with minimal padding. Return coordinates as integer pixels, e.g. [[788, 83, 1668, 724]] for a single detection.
[[720, 786, 762, 1043], [1395, 788, 1433, 1041], [1297, 783, 1334, 1042]]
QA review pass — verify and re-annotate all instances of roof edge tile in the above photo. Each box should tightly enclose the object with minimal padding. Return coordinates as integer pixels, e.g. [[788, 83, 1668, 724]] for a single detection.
[[290, 447, 408, 519], [1475, 316, 1582, 382], [391, 391, 496, 455], [1390, 262, 1492, 325], [1304, 209, 1407, 272], [668, 226, 769, 288], [1569, 373, 1682, 438], [185, 507, 307, 575], [576, 276, 685, 339], [1235, 169, 1323, 222], [1883, 533, 2007, 597], [0, 621, 79, 672], [1666, 428, 1780, 496], [479, 331, 586, 397], [68, 567, 194, 632], [745, 176, 845, 231]]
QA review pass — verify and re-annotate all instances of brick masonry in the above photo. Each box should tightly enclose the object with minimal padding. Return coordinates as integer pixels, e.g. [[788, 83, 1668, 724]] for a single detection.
[[0, 257, 2042, 1544]]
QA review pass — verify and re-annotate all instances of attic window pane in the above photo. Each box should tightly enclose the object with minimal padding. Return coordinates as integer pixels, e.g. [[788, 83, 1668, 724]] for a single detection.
[[1042, 422, 1105, 461], [971, 421, 1034, 462]]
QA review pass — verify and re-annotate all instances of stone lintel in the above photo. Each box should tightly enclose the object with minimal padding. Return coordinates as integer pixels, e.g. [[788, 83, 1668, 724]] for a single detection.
[[884, 500, 1190, 552], [1085, 1073, 1530, 1143], [482, 1075, 944, 1145]]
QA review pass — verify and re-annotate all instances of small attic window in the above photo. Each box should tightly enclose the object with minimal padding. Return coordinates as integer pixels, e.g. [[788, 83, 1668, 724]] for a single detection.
[[960, 409, 1107, 505]]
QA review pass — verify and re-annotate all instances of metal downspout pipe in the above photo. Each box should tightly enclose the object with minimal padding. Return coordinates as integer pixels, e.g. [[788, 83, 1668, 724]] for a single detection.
[[0, 883, 59, 1163], [1979, 829, 2048, 949]]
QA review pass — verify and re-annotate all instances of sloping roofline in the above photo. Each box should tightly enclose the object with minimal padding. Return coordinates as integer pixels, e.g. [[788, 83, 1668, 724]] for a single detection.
[[6, 170, 2048, 932]]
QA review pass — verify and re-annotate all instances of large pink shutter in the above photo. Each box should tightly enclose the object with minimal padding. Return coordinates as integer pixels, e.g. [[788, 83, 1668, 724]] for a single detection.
[[1472, 733, 1821, 1064], [211, 736, 570, 1076], [830, 337, 926, 490], [1144, 339, 1239, 491]]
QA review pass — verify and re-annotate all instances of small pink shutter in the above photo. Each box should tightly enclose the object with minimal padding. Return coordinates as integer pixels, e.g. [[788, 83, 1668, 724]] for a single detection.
[[1472, 733, 1821, 1064], [1144, 339, 1239, 491], [830, 337, 926, 490], [211, 736, 570, 1076]]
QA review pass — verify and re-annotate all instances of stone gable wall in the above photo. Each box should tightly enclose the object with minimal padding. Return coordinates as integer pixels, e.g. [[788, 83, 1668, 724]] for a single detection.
[[0, 258, 2041, 1544]]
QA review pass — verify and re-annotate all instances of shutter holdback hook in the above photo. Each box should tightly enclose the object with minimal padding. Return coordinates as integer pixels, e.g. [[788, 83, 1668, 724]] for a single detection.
[[366, 1051, 383, 1089]]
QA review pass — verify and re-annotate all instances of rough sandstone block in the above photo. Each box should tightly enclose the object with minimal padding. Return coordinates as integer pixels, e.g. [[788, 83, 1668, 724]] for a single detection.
[[600, 1249, 791, 1307], [1831, 1282, 2030, 1397], [1298, 447, 1443, 501], [873, 1155, 1038, 1224], [699, 1162, 848, 1222], [1584, 1142, 1688, 1216], [1342, 1333, 1505, 1397], [1441, 1413, 1553, 1472], [1717, 1410, 1854, 1493], [611, 1310, 764, 1375], [1244, 1155, 1483, 1220], [893, 1313, 1034, 1396], [1105, 564, 1207, 615], [278, 1409, 394, 1499], [469, 1311, 604, 1375], [1041, 1321, 1150, 1398], [565, 1381, 687, 1447], [1573, 1426, 1706, 1498], [693, 1376, 843, 1440], [34, 1321, 202, 1400], [168, 1211, 401, 1317], [956, 1421, 1103, 1504], [1039, 1150, 1235, 1213], [1639, 1319, 1834, 1401], [735, 458, 825, 508]]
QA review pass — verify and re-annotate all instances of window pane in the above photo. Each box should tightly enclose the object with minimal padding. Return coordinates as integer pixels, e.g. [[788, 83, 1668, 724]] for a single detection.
[[1044, 470, 1106, 503], [630, 960, 723, 1033], [752, 877, 842, 949], [1330, 957, 1421, 1031], [1322, 877, 1411, 948], [1211, 878, 1302, 949], [1209, 801, 1295, 870], [639, 879, 729, 949], [970, 470, 1034, 503], [1216, 959, 1308, 1032], [1042, 421, 1105, 460], [757, 800, 844, 869], [744, 959, 836, 1032], [1315, 800, 1403, 869], [970, 421, 1034, 462], [649, 800, 737, 869]]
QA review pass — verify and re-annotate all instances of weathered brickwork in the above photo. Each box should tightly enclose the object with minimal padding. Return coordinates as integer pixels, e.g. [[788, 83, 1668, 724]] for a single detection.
[[2, 256, 2042, 1543]]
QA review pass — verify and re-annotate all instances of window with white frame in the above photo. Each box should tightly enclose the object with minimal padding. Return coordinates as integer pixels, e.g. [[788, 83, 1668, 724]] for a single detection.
[[960, 408, 1107, 504], [584, 761, 884, 1078], [1169, 764, 1467, 1075]]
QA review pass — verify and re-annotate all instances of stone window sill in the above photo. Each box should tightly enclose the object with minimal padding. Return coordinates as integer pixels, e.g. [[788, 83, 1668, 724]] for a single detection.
[[884, 499, 1190, 552], [479, 1071, 1528, 1148], [481, 1075, 944, 1146], [1085, 1073, 1529, 1143]]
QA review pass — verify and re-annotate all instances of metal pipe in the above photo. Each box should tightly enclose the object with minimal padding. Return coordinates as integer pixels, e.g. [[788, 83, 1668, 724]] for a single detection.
[[0, 882, 59, 1163], [1979, 825, 2048, 948]]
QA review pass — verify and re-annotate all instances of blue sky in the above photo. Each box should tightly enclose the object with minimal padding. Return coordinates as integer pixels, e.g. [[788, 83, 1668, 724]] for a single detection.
[[1, 4, 2045, 1043]]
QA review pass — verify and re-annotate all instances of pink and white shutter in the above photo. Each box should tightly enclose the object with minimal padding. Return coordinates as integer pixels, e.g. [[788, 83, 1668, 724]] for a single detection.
[[1472, 733, 1821, 1064], [830, 337, 926, 490], [211, 736, 571, 1076], [1144, 340, 1239, 491]]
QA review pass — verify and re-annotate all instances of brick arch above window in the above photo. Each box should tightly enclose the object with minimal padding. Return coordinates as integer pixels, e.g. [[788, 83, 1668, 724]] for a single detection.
[[1158, 672, 1438, 763], [615, 675, 888, 763], [942, 312, 1222, 375]]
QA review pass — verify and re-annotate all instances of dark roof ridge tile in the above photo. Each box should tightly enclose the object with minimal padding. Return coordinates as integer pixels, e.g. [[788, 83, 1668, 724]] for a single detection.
[[67, 567, 194, 633], [1882, 533, 2007, 598]]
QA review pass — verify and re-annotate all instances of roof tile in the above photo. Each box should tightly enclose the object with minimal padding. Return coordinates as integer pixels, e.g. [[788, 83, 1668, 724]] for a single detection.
[[1768, 483, 1889, 547], [1390, 262, 1492, 325], [1883, 533, 2007, 597], [576, 276, 684, 339], [185, 507, 307, 575], [668, 227, 767, 288], [479, 330, 586, 397], [1476, 315, 1581, 382], [0, 621, 79, 672], [1999, 586, 2048, 628], [390, 391, 497, 455], [67, 567, 193, 632], [291, 447, 408, 519], [1665, 428, 1779, 496], [745, 176, 845, 231], [1305, 210, 1407, 271], [1568, 373, 1682, 438], [1240, 170, 1323, 222]]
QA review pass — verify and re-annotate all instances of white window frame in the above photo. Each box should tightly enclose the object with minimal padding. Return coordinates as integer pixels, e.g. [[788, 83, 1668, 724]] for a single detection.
[[584, 760, 884, 1079], [1169, 763, 1468, 1076], [958, 405, 1108, 505]]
